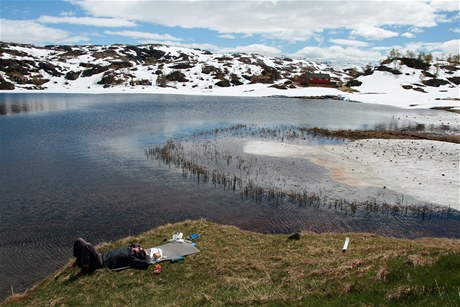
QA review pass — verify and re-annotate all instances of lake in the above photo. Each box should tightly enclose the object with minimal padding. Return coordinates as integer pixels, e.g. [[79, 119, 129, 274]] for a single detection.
[[0, 93, 458, 300]]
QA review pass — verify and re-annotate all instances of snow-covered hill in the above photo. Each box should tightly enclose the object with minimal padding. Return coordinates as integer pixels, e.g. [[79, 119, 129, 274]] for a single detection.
[[0, 42, 459, 110]]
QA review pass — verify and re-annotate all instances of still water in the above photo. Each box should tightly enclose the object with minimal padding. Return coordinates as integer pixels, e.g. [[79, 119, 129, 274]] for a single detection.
[[0, 93, 458, 300]]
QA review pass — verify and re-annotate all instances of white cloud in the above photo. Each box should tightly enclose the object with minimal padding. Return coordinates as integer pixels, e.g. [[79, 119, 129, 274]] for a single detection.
[[329, 38, 370, 47], [105, 30, 182, 41], [450, 27, 460, 33], [440, 39, 460, 54], [402, 32, 415, 38], [218, 34, 236, 39], [0, 19, 88, 44], [218, 44, 282, 56], [37, 16, 137, 27], [292, 45, 383, 63], [429, 0, 460, 12], [351, 26, 399, 40], [71, 0, 449, 41], [404, 39, 460, 57], [61, 35, 91, 44]]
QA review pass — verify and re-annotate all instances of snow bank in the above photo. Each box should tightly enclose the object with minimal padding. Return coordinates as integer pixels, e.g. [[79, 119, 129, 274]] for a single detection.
[[1, 43, 458, 111], [244, 139, 460, 210]]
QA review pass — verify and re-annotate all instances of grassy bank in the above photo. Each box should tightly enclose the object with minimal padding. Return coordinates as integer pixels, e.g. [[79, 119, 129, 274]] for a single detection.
[[3, 220, 460, 306]]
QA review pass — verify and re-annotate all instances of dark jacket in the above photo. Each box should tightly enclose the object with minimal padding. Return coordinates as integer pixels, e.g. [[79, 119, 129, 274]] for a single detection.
[[101, 245, 149, 270]]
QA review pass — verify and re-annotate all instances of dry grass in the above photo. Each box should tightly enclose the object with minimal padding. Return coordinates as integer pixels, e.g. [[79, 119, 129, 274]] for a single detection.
[[3, 220, 460, 306], [308, 127, 460, 144]]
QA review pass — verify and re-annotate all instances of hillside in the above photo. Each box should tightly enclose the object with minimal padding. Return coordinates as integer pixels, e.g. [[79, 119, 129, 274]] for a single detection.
[[3, 220, 460, 306], [1, 42, 459, 110]]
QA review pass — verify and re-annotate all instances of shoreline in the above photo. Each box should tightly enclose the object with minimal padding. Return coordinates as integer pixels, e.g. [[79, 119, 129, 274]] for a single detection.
[[1, 82, 459, 111], [243, 139, 460, 210]]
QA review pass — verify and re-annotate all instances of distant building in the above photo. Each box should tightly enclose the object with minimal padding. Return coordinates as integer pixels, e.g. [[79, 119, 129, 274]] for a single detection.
[[309, 73, 331, 84], [298, 72, 331, 86]]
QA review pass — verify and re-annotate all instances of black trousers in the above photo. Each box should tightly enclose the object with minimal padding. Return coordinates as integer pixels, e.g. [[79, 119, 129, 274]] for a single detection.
[[73, 238, 103, 271]]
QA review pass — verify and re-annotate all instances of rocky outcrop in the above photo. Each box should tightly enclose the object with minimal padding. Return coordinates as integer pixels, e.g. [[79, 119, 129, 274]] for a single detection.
[[375, 65, 402, 75], [165, 71, 188, 82], [399, 57, 430, 70], [38, 62, 62, 77], [0, 42, 458, 93], [422, 78, 450, 87], [215, 79, 231, 87], [65, 71, 81, 80], [346, 79, 362, 87], [0, 75, 14, 90], [81, 64, 109, 77], [447, 76, 460, 85]]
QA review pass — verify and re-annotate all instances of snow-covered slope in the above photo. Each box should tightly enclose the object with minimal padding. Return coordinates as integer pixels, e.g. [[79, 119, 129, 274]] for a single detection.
[[0, 42, 458, 110], [352, 60, 460, 109]]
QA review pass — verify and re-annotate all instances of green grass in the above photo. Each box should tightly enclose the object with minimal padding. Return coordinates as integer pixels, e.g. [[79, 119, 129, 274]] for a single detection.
[[3, 220, 460, 306]]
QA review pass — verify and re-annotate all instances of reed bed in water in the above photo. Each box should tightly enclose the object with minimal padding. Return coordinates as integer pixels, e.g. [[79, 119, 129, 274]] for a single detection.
[[145, 125, 456, 220]]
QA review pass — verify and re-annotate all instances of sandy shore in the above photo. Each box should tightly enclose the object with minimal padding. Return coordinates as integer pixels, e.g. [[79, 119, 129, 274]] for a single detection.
[[244, 139, 460, 210]]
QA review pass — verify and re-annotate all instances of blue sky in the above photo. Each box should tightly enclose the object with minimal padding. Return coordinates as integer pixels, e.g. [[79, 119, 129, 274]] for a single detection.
[[1, 0, 459, 64]]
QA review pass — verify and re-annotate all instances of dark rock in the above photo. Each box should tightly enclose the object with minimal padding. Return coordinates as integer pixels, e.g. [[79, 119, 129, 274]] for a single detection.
[[32, 76, 49, 86], [131, 79, 152, 86], [261, 66, 281, 81], [413, 87, 427, 93], [60, 49, 87, 57], [92, 50, 120, 60], [346, 79, 362, 87], [0, 75, 15, 90], [97, 72, 126, 85], [236, 57, 252, 64], [9, 74, 30, 84], [110, 61, 133, 69], [375, 65, 402, 75], [440, 64, 457, 72], [165, 71, 188, 82], [230, 74, 243, 86], [399, 57, 430, 70], [402, 85, 413, 90], [423, 71, 436, 78], [215, 79, 231, 87], [202, 65, 219, 75], [38, 62, 62, 77], [447, 76, 460, 85], [269, 84, 287, 90], [79, 63, 94, 68], [288, 233, 300, 240], [170, 62, 194, 70], [230, 79, 243, 86], [0, 59, 33, 75], [81, 65, 109, 77], [65, 71, 81, 80], [363, 68, 374, 76], [421, 78, 449, 87], [178, 53, 190, 61], [216, 56, 233, 62]]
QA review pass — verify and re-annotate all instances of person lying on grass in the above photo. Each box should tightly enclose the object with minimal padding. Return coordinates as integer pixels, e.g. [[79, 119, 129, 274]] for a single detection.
[[73, 238, 149, 274]]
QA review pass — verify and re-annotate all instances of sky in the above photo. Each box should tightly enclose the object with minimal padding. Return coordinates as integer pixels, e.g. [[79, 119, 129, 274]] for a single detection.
[[1, 0, 459, 64]]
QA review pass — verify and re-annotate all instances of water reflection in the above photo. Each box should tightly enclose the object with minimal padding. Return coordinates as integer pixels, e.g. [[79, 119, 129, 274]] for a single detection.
[[0, 93, 459, 301], [0, 95, 76, 115]]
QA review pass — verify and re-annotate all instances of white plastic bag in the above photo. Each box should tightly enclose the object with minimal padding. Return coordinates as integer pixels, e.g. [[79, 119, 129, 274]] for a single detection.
[[172, 232, 184, 242]]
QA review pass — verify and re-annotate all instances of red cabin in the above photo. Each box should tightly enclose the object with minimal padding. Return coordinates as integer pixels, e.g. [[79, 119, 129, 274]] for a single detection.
[[309, 73, 331, 85], [298, 73, 331, 86]]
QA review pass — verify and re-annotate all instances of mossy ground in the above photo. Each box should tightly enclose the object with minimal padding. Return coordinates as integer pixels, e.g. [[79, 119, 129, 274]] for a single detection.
[[3, 220, 460, 306]]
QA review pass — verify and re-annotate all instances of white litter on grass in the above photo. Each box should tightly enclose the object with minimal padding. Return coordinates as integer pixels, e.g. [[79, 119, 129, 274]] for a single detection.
[[342, 237, 350, 253]]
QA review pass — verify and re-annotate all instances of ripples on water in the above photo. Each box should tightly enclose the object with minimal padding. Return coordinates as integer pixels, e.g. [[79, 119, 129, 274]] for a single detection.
[[0, 93, 458, 300]]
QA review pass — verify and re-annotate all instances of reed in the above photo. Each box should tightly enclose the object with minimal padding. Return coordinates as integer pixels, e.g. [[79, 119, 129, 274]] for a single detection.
[[145, 124, 453, 220]]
